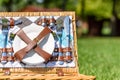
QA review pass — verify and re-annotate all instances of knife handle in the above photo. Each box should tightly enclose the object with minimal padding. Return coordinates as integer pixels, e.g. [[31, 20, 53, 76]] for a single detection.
[[8, 52, 14, 62], [58, 52, 64, 65], [1, 52, 8, 64], [65, 52, 72, 63]]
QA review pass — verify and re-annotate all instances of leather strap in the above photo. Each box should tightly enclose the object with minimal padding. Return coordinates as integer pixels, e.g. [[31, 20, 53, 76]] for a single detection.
[[54, 47, 72, 61], [41, 18, 47, 23], [65, 56, 72, 61], [49, 55, 73, 61], [8, 56, 14, 61], [14, 43, 37, 61], [54, 47, 72, 53], [33, 27, 51, 43], [0, 48, 14, 53], [37, 18, 47, 25], [1, 56, 8, 61], [10, 18, 14, 26], [7, 48, 14, 53], [16, 29, 31, 44], [49, 18, 56, 23], [34, 46, 51, 61], [15, 27, 52, 62], [51, 56, 58, 61], [58, 56, 64, 61], [2, 48, 7, 53]]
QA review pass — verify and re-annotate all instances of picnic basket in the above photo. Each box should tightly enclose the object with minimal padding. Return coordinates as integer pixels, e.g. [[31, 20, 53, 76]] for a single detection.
[[0, 12, 96, 80]]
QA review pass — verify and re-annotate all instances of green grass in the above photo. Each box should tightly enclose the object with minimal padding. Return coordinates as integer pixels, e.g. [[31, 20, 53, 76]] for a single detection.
[[77, 37, 120, 80]]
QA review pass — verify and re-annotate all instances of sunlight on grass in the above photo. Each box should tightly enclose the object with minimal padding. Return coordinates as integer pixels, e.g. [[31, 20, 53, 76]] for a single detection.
[[77, 37, 120, 80]]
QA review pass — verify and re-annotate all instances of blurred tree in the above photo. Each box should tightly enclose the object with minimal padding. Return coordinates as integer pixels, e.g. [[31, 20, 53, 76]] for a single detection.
[[112, 0, 120, 36], [81, 0, 85, 19], [80, 0, 120, 36], [0, 0, 39, 11], [84, 0, 113, 20], [1, 0, 120, 36], [111, 0, 117, 36], [43, 0, 68, 10]]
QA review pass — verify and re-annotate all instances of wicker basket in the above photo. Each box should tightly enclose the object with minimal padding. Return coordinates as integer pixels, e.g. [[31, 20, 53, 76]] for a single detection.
[[0, 12, 96, 80]]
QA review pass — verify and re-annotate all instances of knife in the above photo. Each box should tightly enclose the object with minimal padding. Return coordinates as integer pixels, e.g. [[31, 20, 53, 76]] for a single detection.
[[57, 28, 64, 65], [0, 18, 9, 64], [64, 16, 72, 63], [55, 16, 65, 65]]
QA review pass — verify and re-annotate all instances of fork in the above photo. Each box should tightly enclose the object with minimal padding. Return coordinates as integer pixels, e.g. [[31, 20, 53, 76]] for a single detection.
[[1, 26, 8, 64], [56, 28, 64, 65], [8, 33, 14, 62]]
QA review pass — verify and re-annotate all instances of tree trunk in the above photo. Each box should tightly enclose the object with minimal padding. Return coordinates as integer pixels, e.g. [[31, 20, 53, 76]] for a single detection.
[[88, 16, 103, 36], [111, 0, 117, 36], [81, 0, 85, 19], [4, 0, 13, 11], [62, 0, 67, 10]]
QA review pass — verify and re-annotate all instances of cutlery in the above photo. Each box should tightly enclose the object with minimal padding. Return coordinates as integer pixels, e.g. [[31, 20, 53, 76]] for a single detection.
[[56, 27, 64, 65], [55, 16, 65, 65], [48, 16, 58, 62], [1, 19, 9, 64], [37, 16, 47, 27], [49, 16, 56, 30], [8, 33, 15, 62], [0, 18, 22, 64], [64, 16, 72, 63]]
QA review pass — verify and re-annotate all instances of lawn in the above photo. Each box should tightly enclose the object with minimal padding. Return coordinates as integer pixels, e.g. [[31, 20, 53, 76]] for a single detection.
[[77, 37, 120, 80]]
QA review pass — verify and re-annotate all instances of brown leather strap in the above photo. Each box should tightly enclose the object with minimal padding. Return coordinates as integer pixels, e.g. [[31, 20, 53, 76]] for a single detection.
[[58, 48, 63, 52], [34, 46, 51, 61], [50, 56, 58, 61], [1, 56, 8, 61], [63, 47, 72, 53], [54, 47, 72, 53], [14, 47, 27, 61], [7, 48, 14, 53], [65, 56, 72, 61], [33, 27, 51, 43], [54, 48, 62, 52], [37, 18, 47, 25], [14, 41, 37, 61], [15, 30, 37, 61], [8, 56, 14, 61], [50, 56, 72, 61], [10, 18, 14, 26], [49, 18, 56, 23], [15, 27, 52, 61], [0, 48, 14, 53], [24, 41, 37, 52], [58, 56, 64, 61], [2, 48, 7, 53], [16, 29, 31, 44]]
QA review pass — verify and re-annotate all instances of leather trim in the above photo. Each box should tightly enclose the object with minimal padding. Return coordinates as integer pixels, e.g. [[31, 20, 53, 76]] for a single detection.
[[54, 47, 72, 53], [0, 48, 14, 53], [15, 27, 52, 62]]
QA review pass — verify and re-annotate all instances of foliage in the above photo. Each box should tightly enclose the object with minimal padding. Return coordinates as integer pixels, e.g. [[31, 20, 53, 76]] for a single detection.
[[101, 22, 112, 35], [84, 0, 113, 19], [0, 0, 39, 11], [115, 0, 120, 18], [0, 0, 120, 19]]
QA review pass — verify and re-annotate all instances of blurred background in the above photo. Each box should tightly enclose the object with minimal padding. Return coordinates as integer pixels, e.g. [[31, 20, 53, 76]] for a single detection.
[[1, 0, 120, 79], [0, 0, 120, 37]]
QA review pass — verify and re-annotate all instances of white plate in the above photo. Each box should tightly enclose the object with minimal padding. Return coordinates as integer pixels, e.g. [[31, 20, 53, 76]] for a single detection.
[[13, 23, 54, 65]]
